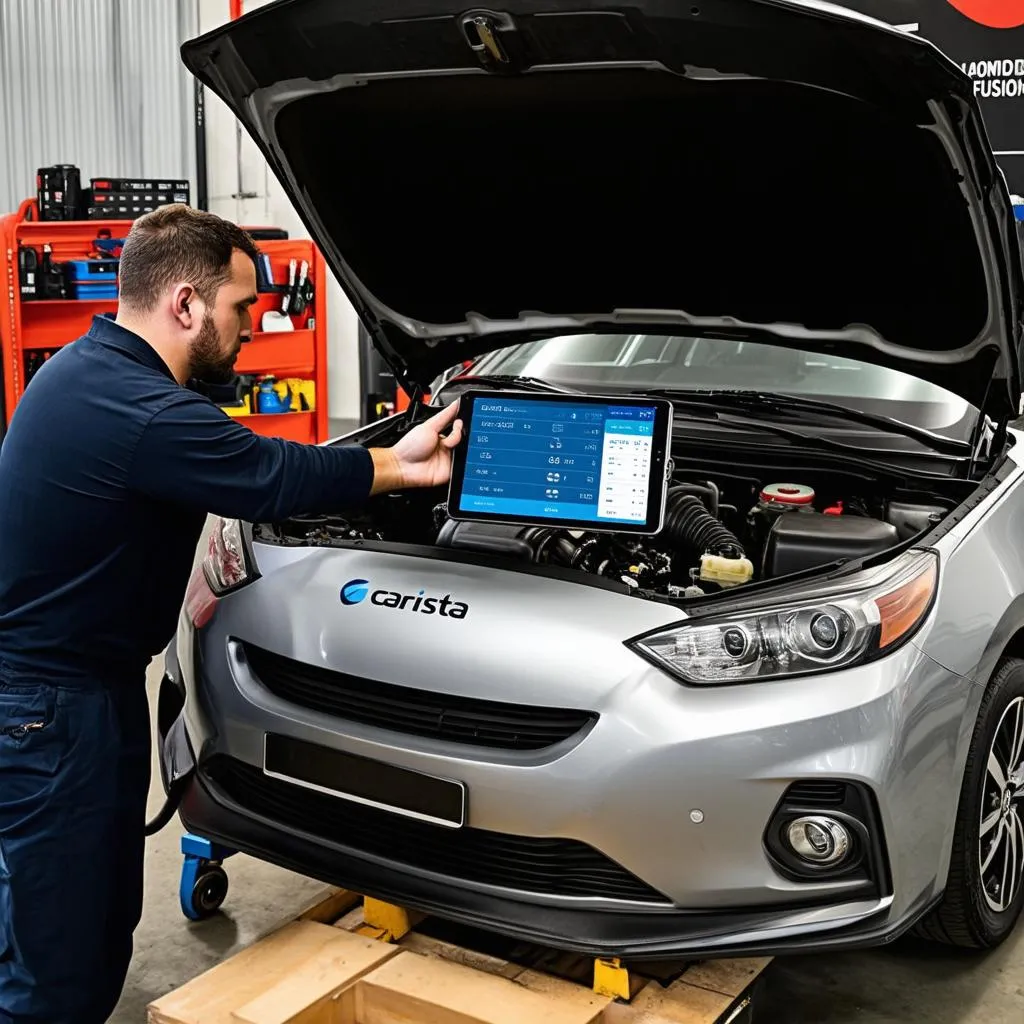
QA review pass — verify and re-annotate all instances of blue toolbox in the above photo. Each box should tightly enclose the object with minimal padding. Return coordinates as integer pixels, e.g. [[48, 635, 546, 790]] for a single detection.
[[65, 257, 118, 299]]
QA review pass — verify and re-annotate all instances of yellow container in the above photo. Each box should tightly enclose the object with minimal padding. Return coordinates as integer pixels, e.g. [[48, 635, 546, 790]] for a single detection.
[[279, 377, 316, 412], [220, 394, 252, 417]]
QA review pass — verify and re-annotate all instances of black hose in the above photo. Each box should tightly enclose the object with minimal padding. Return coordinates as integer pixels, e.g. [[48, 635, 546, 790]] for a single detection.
[[664, 488, 744, 559], [145, 778, 187, 836], [670, 480, 719, 517]]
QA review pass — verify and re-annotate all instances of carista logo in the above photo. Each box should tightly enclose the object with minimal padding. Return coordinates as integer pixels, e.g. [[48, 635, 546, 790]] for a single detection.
[[339, 579, 469, 619], [340, 579, 370, 605], [947, 1, 1024, 29]]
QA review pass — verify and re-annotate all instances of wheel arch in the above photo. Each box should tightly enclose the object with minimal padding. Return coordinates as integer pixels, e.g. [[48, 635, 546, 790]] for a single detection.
[[927, 601, 1024, 899], [972, 597, 1024, 693]]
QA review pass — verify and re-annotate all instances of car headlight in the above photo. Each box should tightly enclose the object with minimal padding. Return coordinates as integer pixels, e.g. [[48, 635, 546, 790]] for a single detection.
[[629, 549, 937, 685], [202, 517, 257, 595]]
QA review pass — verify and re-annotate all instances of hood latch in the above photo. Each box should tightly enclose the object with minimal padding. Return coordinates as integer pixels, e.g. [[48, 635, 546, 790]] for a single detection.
[[460, 11, 519, 72]]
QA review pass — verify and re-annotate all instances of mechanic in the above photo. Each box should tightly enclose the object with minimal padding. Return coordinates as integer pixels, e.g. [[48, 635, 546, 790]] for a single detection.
[[0, 204, 462, 1024]]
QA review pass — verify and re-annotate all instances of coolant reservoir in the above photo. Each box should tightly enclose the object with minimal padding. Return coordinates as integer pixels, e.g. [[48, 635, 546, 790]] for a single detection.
[[699, 553, 754, 588], [759, 483, 815, 507]]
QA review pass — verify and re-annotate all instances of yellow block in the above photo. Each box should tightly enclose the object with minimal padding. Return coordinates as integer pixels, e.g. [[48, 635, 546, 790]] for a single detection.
[[361, 898, 415, 942], [593, 957, 631, 1001]]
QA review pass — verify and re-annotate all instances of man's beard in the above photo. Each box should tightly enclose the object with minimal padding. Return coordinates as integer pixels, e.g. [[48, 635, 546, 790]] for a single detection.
[[188, 311, 238, 385]]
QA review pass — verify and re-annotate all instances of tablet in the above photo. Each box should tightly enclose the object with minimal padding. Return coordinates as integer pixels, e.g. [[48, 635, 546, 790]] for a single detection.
[[447, 390, 674, 535]]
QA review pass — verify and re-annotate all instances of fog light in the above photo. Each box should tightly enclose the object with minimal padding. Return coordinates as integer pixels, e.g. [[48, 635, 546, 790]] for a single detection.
[[786, 816, 851, 865]]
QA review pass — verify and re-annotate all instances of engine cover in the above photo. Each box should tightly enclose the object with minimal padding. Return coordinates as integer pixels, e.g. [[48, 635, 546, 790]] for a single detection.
[[763, 512, 899, 578]]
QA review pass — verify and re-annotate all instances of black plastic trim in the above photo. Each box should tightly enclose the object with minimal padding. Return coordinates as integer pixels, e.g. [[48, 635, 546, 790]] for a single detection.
[[157, 672, 186, 748], [916, 449, 1018, 547], [178, 766, 930, 960], [242, 641, 598, 752]]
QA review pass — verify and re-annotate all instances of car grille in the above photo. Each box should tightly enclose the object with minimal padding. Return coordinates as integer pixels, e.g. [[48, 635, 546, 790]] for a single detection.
[[241, 643, 597, 752], [784, 781, 848, 806], [203, 756, 668, 905]]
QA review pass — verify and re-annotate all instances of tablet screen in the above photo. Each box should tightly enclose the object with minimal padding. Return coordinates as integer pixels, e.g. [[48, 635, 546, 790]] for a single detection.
[[448, 391, 672, 533]]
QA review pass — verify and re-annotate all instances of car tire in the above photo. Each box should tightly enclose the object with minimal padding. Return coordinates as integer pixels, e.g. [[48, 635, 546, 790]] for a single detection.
[[915, 656, 1024, 949]]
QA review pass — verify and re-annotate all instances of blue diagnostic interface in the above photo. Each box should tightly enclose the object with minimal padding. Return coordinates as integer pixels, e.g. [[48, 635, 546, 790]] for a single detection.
[[455, 394, 663, 527]]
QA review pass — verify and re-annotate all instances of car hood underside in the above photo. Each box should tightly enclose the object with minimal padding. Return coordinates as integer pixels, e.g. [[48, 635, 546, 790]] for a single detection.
[[181, 0, 1024, 415]]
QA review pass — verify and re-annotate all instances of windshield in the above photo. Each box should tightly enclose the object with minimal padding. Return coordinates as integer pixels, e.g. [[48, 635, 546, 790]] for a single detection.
[[457, 334, 975, 438]]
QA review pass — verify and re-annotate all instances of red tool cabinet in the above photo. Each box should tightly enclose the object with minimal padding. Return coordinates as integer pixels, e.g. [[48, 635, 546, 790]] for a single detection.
[[1, 198, 329, 445]]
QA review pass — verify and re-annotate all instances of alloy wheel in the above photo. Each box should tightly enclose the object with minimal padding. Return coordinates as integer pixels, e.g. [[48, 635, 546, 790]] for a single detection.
[[979, 696, 1024, 913]]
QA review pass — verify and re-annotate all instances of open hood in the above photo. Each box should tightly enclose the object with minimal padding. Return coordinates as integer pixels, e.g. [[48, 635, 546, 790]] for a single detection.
[[181, 0, 1024, 416]]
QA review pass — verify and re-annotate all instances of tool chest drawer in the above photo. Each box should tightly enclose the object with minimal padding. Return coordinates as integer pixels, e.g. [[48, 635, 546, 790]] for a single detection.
[[64, 258, 117, 282], [234, 329, 316, 376]]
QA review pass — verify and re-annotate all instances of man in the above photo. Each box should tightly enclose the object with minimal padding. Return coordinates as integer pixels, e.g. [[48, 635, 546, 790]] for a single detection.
[[0, 204, 462, 1023]]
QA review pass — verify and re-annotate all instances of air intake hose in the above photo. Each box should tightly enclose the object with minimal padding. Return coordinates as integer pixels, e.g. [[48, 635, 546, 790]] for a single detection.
[[664, 488, 744, 560]]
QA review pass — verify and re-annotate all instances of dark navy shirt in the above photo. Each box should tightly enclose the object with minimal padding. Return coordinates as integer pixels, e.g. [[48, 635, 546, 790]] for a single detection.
[[0, 315, 374, 683]]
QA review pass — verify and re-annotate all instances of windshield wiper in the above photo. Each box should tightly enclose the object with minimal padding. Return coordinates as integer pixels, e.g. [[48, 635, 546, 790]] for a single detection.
[[634, 388, 971, 455], [440, 374, 581, 394]]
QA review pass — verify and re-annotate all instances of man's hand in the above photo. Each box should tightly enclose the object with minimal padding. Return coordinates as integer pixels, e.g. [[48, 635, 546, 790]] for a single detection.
[[369, 400, 463, 494]]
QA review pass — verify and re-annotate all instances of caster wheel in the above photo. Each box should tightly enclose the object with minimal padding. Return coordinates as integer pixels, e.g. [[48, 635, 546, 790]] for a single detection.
[[190, 865, 229, 919]]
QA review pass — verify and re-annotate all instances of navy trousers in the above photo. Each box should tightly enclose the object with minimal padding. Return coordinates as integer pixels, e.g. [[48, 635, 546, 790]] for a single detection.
[[0, 669, 151, 1023]]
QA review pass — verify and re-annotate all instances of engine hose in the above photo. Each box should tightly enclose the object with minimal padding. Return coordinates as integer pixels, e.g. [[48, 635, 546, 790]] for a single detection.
[[664, 489, 744, 560], [145, 777, 187, 836], [550, 533, 601, 571], [670, 480, 719, 517]]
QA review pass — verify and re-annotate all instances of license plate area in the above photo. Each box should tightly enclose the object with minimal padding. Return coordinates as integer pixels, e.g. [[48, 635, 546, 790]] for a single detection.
[[262, 733, 466, 828]]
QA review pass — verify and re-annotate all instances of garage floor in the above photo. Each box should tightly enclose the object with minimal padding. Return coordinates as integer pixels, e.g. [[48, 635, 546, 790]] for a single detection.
[[113, 665, 1024, 1024]]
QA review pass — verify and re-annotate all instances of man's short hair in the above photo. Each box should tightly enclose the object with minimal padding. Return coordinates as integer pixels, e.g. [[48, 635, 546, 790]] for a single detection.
[[117, 204, 260, 313]]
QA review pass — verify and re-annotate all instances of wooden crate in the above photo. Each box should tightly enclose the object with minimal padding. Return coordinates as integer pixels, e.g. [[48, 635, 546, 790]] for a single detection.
[[148, 888, 770, 1024]]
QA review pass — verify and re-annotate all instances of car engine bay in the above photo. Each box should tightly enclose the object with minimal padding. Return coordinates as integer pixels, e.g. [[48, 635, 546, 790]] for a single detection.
[[252, 451, 959, 603]]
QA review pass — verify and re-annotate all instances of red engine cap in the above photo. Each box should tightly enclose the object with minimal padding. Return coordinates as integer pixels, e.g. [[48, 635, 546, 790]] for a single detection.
[[760, 483, 815, 506]]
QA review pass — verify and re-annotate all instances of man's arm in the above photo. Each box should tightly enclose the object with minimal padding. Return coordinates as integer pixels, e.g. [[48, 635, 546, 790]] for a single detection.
[[130, 392, 462, 522], [130, 391, 391, 521]]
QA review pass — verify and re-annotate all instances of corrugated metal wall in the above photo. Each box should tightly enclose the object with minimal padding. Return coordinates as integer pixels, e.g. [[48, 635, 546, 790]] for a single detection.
[[0, 0, 198, 214]]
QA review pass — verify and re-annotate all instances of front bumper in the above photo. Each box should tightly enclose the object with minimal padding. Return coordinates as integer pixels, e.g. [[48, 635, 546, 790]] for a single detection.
[[171, 741, 937, 959]]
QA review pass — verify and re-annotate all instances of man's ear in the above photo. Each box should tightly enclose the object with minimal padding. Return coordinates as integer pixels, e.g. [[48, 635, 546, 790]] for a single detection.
[[171, 283, 199, 330]]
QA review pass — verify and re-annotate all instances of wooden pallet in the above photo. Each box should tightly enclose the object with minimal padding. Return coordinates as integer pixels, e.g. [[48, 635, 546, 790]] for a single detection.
[[148, 887, 771, 1024]]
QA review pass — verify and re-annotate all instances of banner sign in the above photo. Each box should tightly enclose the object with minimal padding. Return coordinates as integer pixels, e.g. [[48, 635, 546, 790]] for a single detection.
[[838, 1, 1024, 192]]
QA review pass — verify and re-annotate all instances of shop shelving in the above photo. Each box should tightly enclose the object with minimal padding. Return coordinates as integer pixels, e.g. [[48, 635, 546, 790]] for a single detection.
[[1, 198, 329, 445]]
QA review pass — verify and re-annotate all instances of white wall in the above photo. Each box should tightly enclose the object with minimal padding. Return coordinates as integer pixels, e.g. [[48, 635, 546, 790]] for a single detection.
[[196, 0, 362, 421], [0, 0, 197, 215]]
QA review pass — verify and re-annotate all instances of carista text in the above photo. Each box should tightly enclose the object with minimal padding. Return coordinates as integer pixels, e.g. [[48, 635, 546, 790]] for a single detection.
[[370, 587, 469, 618]]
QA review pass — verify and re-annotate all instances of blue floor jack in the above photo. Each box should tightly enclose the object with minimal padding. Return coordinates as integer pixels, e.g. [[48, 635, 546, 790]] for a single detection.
[[178, 833, 238, 921], [146, 733, 239, 920]]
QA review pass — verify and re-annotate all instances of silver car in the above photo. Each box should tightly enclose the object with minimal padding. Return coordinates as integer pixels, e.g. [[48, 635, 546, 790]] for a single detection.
[[159, 0, 1024, 957]]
